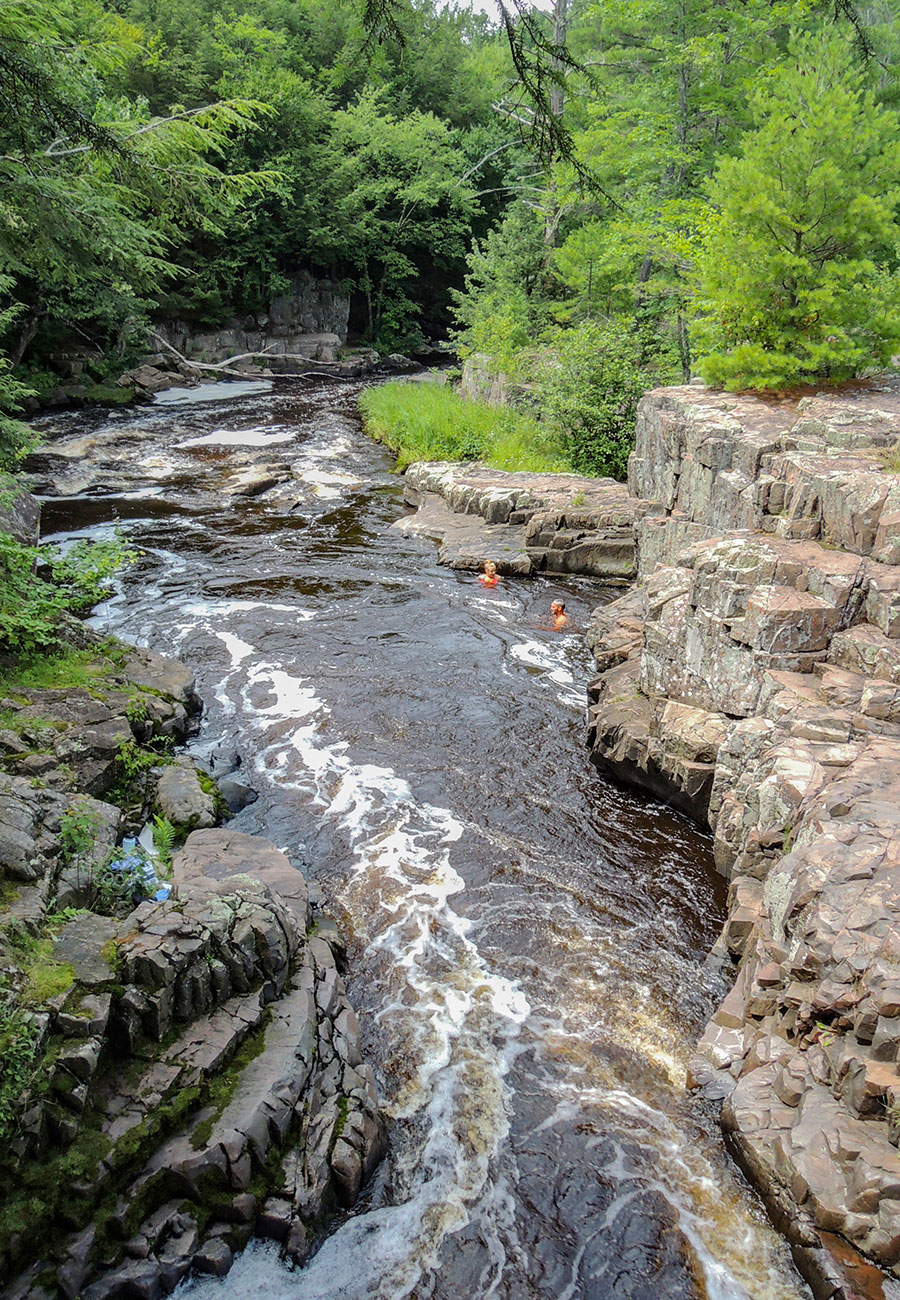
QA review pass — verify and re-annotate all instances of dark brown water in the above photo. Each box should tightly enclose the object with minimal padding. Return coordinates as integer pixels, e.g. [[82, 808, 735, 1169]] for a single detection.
[[36, 380, 805, 1300]]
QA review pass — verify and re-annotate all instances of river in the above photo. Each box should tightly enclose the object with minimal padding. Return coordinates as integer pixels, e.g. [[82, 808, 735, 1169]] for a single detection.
[[35, 379, 807, 1300]]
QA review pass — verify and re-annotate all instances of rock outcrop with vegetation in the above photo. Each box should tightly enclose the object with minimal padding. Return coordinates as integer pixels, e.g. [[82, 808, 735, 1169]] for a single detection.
[[398, 461, 643, 580], [0, 640, 384, 1299]]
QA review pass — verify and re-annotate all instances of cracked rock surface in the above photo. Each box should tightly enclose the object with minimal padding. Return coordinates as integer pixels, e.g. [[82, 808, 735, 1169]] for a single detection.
[[586, 378, 900, 1298]]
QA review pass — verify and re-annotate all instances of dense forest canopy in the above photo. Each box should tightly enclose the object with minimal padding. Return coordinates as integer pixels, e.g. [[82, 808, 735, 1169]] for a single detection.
[[2, 0, 900, 468]]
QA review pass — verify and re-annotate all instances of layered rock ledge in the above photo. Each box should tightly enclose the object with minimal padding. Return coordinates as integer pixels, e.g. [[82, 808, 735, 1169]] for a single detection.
[[0, 633, 383, 1299], [3, 826, 384, 1300], [586, 378, 900, 1297], [397, 461, 645, 580]]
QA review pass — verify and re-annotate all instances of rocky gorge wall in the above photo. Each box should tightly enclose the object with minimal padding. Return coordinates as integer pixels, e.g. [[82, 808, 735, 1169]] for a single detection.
[[586, 379, 900, 1299], [0, 560, 383, 1297], [395, 377, 900, 1296], [154, 272, 351, 366]]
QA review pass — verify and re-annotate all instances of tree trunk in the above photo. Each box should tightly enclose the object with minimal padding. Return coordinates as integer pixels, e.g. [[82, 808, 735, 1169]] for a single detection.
[[674, 0, 691, 194], [363, 270, 374, 340], [676, 310, 691, 383], [542, 0, 569, 267], [631, 251, 654, 331], [9, 307, 42, 367]]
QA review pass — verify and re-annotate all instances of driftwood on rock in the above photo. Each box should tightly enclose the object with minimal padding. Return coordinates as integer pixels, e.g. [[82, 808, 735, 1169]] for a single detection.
[[147, 330, 352, 382]]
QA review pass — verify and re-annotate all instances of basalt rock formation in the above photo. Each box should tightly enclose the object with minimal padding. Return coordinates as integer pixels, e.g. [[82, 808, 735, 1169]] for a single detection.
[[398, 460, 643, 580], [0, 628, 383, 1295], [3, 829, 384, 1300], [586, 378, 900, 1298], [397, 384, 900, 1288]]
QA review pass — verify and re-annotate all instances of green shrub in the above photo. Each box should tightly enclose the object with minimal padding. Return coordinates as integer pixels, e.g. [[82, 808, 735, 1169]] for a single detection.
[[0, 531, 135, 654], [691, 30, 900, 390], [152, 815, 176, 874], [529, 322, 646, 479], [0, 1003, 40, 1140], [60, 799, 103, 864], [46, 533, 137, 615], [451, 205, 553, 374]]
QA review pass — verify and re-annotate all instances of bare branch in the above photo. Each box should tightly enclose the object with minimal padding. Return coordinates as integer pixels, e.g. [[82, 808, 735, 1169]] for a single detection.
[[147, 332, 353, 382]]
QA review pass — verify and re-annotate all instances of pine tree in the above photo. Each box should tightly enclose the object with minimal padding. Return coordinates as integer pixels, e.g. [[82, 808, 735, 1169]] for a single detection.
[[691, 29, 900, 389]]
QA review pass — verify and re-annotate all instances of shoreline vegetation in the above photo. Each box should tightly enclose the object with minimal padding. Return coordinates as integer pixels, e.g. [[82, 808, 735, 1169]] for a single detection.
[[358, 381, 570, 474]]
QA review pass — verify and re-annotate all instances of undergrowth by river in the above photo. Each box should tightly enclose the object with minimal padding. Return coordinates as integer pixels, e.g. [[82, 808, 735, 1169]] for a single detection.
[[359, 381, 569, 473]]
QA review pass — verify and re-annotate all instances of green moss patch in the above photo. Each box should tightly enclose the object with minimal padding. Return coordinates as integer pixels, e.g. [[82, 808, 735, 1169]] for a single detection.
[[189, 1011, 271, 1150]]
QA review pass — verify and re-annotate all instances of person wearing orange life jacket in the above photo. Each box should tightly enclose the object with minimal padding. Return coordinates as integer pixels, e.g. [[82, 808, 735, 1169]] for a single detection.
[[479, 560, 499, 588]]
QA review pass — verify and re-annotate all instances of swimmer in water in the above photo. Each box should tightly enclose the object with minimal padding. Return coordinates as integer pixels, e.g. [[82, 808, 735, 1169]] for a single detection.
[[551, 600, 568, 630], [480, 560, 499, 588]]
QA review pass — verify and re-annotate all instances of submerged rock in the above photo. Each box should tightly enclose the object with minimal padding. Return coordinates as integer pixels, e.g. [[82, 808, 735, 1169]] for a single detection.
[[216, 773, 257, 812], [155, 757, 216, 831]]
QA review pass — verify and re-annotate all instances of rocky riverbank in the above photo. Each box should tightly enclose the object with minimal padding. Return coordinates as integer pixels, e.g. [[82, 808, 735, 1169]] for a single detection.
[[401, 377, 900, 1299], [397, 460, 642, 580], [0, 591, 383, 1295]]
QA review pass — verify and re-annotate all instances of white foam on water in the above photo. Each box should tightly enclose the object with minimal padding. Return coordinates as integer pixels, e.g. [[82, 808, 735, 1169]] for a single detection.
[[175, 659, 533, 1299], [507, 637, 584, 708], [300, 433, 357, 462], [293, 468, 363, 498], [153, 380, 271, 405], [215, 630, 255, 666], [177, 426, 294, 448], [521, 1003, 802, 1300], [115, 553, 800, 1300], [245, 663, 322, 721], [181, 599, 314, 620]]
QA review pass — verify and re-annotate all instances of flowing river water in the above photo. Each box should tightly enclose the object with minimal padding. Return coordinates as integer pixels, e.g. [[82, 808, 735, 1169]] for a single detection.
[[35, 380, 807, 1300]]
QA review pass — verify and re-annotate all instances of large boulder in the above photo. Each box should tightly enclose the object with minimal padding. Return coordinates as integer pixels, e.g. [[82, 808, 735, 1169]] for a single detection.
[[155, 758, 216, 832]]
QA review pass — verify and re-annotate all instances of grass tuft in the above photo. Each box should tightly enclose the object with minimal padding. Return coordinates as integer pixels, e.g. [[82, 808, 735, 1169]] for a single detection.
[[359, 382, 570, 473], [0, 644, 124, 697]]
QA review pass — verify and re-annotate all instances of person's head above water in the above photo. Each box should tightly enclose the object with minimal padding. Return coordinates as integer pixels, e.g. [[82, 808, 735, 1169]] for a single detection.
[[480, 560, 499, 587], [551, 600, 568, 629], [551, 601, 565, 615]]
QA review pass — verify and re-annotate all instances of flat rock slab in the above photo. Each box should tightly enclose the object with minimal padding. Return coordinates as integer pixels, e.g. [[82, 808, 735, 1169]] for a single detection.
[[392, 494, 532, 574], [54, 913, 120, 987], [404, 460, 633, 517], [122, 648, 201, 712], [400, 462, 644, 579], [174, 829, 309, 930]]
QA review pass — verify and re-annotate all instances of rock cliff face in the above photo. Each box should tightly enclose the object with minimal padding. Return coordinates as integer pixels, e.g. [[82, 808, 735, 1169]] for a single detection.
[[459, 354, 514, 407], [0, 634, 383, 1298], [587, 379, 900, 1296], [156, 273, 351, 363]]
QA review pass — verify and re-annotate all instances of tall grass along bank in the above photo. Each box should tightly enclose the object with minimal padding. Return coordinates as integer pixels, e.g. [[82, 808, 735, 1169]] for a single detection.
[[359, 382, 569, 473]]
